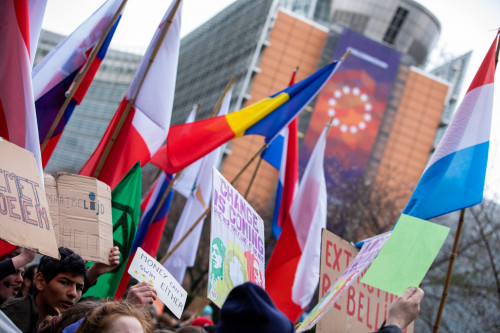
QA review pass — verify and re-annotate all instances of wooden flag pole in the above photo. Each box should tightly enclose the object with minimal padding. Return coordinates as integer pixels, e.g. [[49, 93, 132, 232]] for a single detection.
[[243, 157, 262, 199], [93, 0, 182, 178], [159, 142, 268, 264], [432, 209, 465, 333], [209, 76, 236, 118], [40, 0, 128, 152], [433, 31, 500, 333]]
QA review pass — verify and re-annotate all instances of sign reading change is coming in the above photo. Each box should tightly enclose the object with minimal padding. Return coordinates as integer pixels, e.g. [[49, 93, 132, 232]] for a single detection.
[[208, 167, 265, 308]]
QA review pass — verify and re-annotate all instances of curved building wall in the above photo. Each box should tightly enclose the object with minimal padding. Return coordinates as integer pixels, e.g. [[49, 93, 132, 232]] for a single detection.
[[281, 0, 441, 66]]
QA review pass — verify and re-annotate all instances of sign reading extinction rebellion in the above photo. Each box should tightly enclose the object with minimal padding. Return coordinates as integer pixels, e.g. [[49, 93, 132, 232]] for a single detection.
[[208, 167, 265, 308]]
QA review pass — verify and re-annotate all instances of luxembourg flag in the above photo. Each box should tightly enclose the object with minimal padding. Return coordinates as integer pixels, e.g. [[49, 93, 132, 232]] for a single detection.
[[265, 125, 328, 322], [33, 0, 124, 168], [403, 32, 498, 220], [80, 0, 181, 189], [0, 0, 47, 182]]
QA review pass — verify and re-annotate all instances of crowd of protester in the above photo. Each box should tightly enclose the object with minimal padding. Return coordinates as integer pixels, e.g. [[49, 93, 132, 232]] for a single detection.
[[0, 247, 423, 333]]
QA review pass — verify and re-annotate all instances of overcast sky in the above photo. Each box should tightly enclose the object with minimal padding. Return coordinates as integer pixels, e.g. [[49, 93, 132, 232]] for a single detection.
[[40, 0, 500, 198]]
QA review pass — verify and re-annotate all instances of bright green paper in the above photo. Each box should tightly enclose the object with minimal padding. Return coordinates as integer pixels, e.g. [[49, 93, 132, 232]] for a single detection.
[[360, 213, 450, 296]]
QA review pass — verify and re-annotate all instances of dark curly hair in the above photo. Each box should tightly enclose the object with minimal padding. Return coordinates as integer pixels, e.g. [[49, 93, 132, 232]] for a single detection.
[[38, 247, 87, 284]]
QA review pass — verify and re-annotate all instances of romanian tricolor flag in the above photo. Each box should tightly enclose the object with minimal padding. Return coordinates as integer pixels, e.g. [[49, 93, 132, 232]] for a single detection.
[[163, 62, 339, 174]]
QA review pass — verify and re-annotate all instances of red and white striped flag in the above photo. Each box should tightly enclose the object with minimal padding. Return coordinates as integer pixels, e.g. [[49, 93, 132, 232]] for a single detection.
[[265, 125, 328, 322], [80, 0, 181, 189]]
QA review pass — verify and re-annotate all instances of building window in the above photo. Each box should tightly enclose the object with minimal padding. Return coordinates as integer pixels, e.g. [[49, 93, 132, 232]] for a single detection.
[[383, 7, 409, 44]]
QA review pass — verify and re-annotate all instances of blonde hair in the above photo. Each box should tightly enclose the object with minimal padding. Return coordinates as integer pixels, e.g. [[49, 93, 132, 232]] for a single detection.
[[75, 301, 154, 333]]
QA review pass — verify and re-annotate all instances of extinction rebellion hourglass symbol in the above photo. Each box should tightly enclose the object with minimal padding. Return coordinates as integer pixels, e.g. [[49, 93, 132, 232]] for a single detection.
[[328, 85, 372, 134]]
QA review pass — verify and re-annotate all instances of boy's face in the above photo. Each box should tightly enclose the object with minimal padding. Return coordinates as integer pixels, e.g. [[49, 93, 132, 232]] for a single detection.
[[0, 267, 24, 301], [36, 272, 85, 312]]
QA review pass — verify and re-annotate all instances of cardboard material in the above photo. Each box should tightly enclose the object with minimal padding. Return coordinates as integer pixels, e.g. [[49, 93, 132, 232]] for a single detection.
[[316, 230, 414, 333], [44, 174, 60, 243], [0, 138, 59, 258], [208, 167, 265, 308], [361, 214, 449, 296], [297, 231, 392, 333], [47, 173, 113, 263], [129, 247, 187, 319]]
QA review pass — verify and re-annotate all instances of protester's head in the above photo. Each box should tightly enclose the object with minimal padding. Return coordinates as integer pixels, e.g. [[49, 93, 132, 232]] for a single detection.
[[74, 301, 154, 333], [38, 300, 100, 333], [35, 247, 87, 315], [215, 282, 294, 333], [0, 248, 23, 303], [191, 317, 214, 328], [200, 305, 213, 320], [20, 263, 38, 296]]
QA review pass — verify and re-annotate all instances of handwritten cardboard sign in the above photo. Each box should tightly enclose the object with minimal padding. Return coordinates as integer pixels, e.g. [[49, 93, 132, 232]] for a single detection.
[[129, 247, 187, 319], [0, 138, 59, 258], [45, 173, 113, 263], [208, 167, 265, 308], [315, 229, 414, 333], [297, 230, 391, 333]]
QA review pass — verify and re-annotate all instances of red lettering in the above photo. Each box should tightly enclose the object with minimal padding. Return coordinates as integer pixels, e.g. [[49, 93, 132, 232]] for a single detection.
[[333, 244, 342, 271], [36, 206, 50, 230], [334, 299, 341, 311], [22, 201, 37, 225], [375, 301, 380, 329], [357, 292, 365, 323], [366, 296, 373, 329], [321, 274, 331, 297], [0, 193, 6, 215], [325, 240, 333, 268], [7, 196, 21, 219], [344, 249, 352, 266], [347, 286, 355, 316]]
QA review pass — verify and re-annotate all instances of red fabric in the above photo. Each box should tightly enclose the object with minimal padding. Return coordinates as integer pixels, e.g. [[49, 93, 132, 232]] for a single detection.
[[265, 214, 303, 322], [41, 132, 61, 168], [0, 240, 18, 258], [277, 118, 298, 229], [139, 216, 167, 258], [163, 116, 235, 174], [467, 32, 497, 94], [114, 253, 133, 300], [191, 317, 214, 327], [80, 98, 150, 189], [72, 57, 102, 104]]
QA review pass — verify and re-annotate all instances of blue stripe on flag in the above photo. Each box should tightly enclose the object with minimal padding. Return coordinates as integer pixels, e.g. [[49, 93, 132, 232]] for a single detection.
[[403, 142, 489, 220], [261, 134, 284, 170]]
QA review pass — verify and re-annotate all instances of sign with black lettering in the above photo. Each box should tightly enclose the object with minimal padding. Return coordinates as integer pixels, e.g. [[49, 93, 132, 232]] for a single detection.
[[46, 173, 113, 263], [0, 138, 59, 258], [129, 247, 187, 318]]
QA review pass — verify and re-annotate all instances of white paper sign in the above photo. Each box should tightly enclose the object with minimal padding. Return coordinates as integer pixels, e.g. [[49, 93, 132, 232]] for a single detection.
[[208, 167, 265, 308], [128, 247, 187, 318]]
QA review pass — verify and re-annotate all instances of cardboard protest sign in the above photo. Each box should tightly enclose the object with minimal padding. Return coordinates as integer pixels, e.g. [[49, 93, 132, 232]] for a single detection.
[[129, 247, 187, 319], [315, 229, 414, 333], [296, 230, 391, 333], [49, 173, 113, 263], [361, 214, 449, 296], [208, 167, 265, 308], [44, 174, 60, 243], [0, 138, 59, 258]]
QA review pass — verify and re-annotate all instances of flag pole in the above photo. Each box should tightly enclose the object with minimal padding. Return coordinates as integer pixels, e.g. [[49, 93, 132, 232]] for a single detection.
[[432, 209, 465, 333], [433, 32, 499, 333], [242, 67, 299, 199], [159, 142, 269, 264], [209, 76, 236, 117], [93, 0, 182, 178], [149, 74, 235, 214], [40, 0, 128, 153]]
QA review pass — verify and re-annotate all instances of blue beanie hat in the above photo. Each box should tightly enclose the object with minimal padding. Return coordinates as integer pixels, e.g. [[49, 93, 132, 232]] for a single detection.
[[215, 282, 295, 333]]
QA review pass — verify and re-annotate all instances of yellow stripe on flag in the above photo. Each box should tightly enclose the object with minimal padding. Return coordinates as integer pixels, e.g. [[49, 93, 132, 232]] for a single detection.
[[226, 93, 290, 137]]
